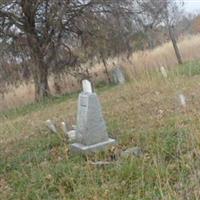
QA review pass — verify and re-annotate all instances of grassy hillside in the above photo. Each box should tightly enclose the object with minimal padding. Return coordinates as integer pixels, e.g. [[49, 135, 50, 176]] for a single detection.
[[1, 61, 200, 199]]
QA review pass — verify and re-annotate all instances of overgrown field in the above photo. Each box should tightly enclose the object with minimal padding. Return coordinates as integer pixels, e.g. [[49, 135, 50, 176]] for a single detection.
[[1, 61, 200, 199], [1, 34, 200, 111]]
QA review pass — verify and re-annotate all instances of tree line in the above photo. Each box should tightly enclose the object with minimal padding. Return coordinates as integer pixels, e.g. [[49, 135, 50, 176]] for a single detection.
[[0, 0, 191, 101]]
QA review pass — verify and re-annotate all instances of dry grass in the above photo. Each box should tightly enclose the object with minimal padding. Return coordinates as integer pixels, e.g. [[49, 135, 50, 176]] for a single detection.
[[120, 34, 200, 78], [0, 76, 80, 111], [1, 34, 200, 199], [1, 65, 200, 199], [1, 34, 200, 111]]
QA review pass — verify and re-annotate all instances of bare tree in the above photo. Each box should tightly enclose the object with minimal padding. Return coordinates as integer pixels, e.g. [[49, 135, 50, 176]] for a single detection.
[[133, 0, 167, 47], [163, 0, 184, 65], [79, 3, 135, 83], [0, 0, 132, 101], [134, 0, 184, 64]]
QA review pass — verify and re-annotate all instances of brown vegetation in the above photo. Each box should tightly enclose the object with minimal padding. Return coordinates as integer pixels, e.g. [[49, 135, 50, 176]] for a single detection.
[[0, 34, 200, 111]]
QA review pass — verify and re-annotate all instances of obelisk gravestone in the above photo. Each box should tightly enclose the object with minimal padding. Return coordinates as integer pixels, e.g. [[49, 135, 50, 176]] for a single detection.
[[70, 80, 116, 154]]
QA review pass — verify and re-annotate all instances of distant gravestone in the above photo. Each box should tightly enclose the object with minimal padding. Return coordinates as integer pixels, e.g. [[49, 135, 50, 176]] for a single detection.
[[111, 66, 125, 85], [179, 94, 186, 108], [160, 66, 168, 78], [82, 79, 93, 93], [70, 80, 116, 154]]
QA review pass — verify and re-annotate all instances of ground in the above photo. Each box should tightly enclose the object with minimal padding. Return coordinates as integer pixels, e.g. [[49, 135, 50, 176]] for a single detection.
[[1, 61, 200, 199]]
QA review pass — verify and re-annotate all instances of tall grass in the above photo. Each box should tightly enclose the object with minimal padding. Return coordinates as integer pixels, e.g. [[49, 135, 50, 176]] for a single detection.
[[1, 34, 200, 111], [1, 64, 200, 199], [2, 35, 200, 199]]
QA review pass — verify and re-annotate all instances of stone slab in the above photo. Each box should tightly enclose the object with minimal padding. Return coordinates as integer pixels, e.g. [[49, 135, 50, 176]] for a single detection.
[[70, 138, 116, 154], [111, 67, 125, 85], [76, 93, 109, 146]]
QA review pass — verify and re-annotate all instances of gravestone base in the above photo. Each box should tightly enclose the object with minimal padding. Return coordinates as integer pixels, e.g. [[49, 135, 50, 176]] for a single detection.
[[70, 138, 116, 154]]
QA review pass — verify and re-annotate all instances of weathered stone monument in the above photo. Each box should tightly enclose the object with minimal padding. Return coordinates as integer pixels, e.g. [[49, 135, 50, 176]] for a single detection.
[[70, 80, 116, 154], [111, 66, 125, 85]]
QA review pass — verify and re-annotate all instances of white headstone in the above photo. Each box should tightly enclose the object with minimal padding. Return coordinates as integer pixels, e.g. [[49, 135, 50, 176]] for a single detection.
[[70, 80, 116, 154], [160, 66, 168, 78], [82, 80, 92, 93], [179, 94, 186, 107]]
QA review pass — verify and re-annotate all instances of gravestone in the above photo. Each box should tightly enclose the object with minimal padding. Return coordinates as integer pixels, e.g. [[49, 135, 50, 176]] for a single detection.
[[46, 120, 57, 134], [160, 66, 168, 78], [70, 80, 116, 154], [111, 66, 125, 85], [179, 94, 186, 107]]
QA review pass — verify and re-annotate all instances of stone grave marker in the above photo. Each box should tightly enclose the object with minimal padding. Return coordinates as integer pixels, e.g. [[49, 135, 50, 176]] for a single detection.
[[179, 94, 186, 107], [70, 80, 116, 154], [160, 66, 168, 78], [111, 66, 125, 85], [46, 119, 57, 134]]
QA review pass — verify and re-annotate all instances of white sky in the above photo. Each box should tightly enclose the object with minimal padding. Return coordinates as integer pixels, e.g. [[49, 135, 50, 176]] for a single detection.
[[184, 0, 200, 13]]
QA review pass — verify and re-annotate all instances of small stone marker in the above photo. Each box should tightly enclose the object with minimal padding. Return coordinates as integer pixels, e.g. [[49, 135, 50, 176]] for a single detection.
[[61, 122, 76, 142], [61, 122, 68, 135], [67, 130, 76, 142], [70, 80, 116, 154], [179, 94, 186, 107], [160, 66, 168, 78], [111, 66, 125, 85], [121, 147, 143, 158], [46, 120, 57, 134]]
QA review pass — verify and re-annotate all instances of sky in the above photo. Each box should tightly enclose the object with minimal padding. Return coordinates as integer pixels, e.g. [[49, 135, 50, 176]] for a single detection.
[[184, 0, 200, 13]]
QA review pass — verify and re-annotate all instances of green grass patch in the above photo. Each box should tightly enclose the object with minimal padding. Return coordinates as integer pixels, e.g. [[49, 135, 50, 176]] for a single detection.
[[175, 60, 200, 77], [1, 60, 200, 199]]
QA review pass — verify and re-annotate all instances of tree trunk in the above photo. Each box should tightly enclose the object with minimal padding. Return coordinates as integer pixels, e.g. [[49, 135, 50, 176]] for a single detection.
[[101, 54, 112, 84], [169, 26, 183, 65], [20, 1, 51, 102], [33, 62, 50, 102], [54, 74, 62, 95], [26, 35, 50, 101]]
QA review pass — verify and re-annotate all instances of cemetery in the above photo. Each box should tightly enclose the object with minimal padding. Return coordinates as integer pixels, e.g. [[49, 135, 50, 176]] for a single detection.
[[1, 62, 200, 199], [1, 1, 200, 199]]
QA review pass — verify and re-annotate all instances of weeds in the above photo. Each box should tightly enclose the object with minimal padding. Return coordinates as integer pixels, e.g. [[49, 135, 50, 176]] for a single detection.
[[1, 61, 200, 199]]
